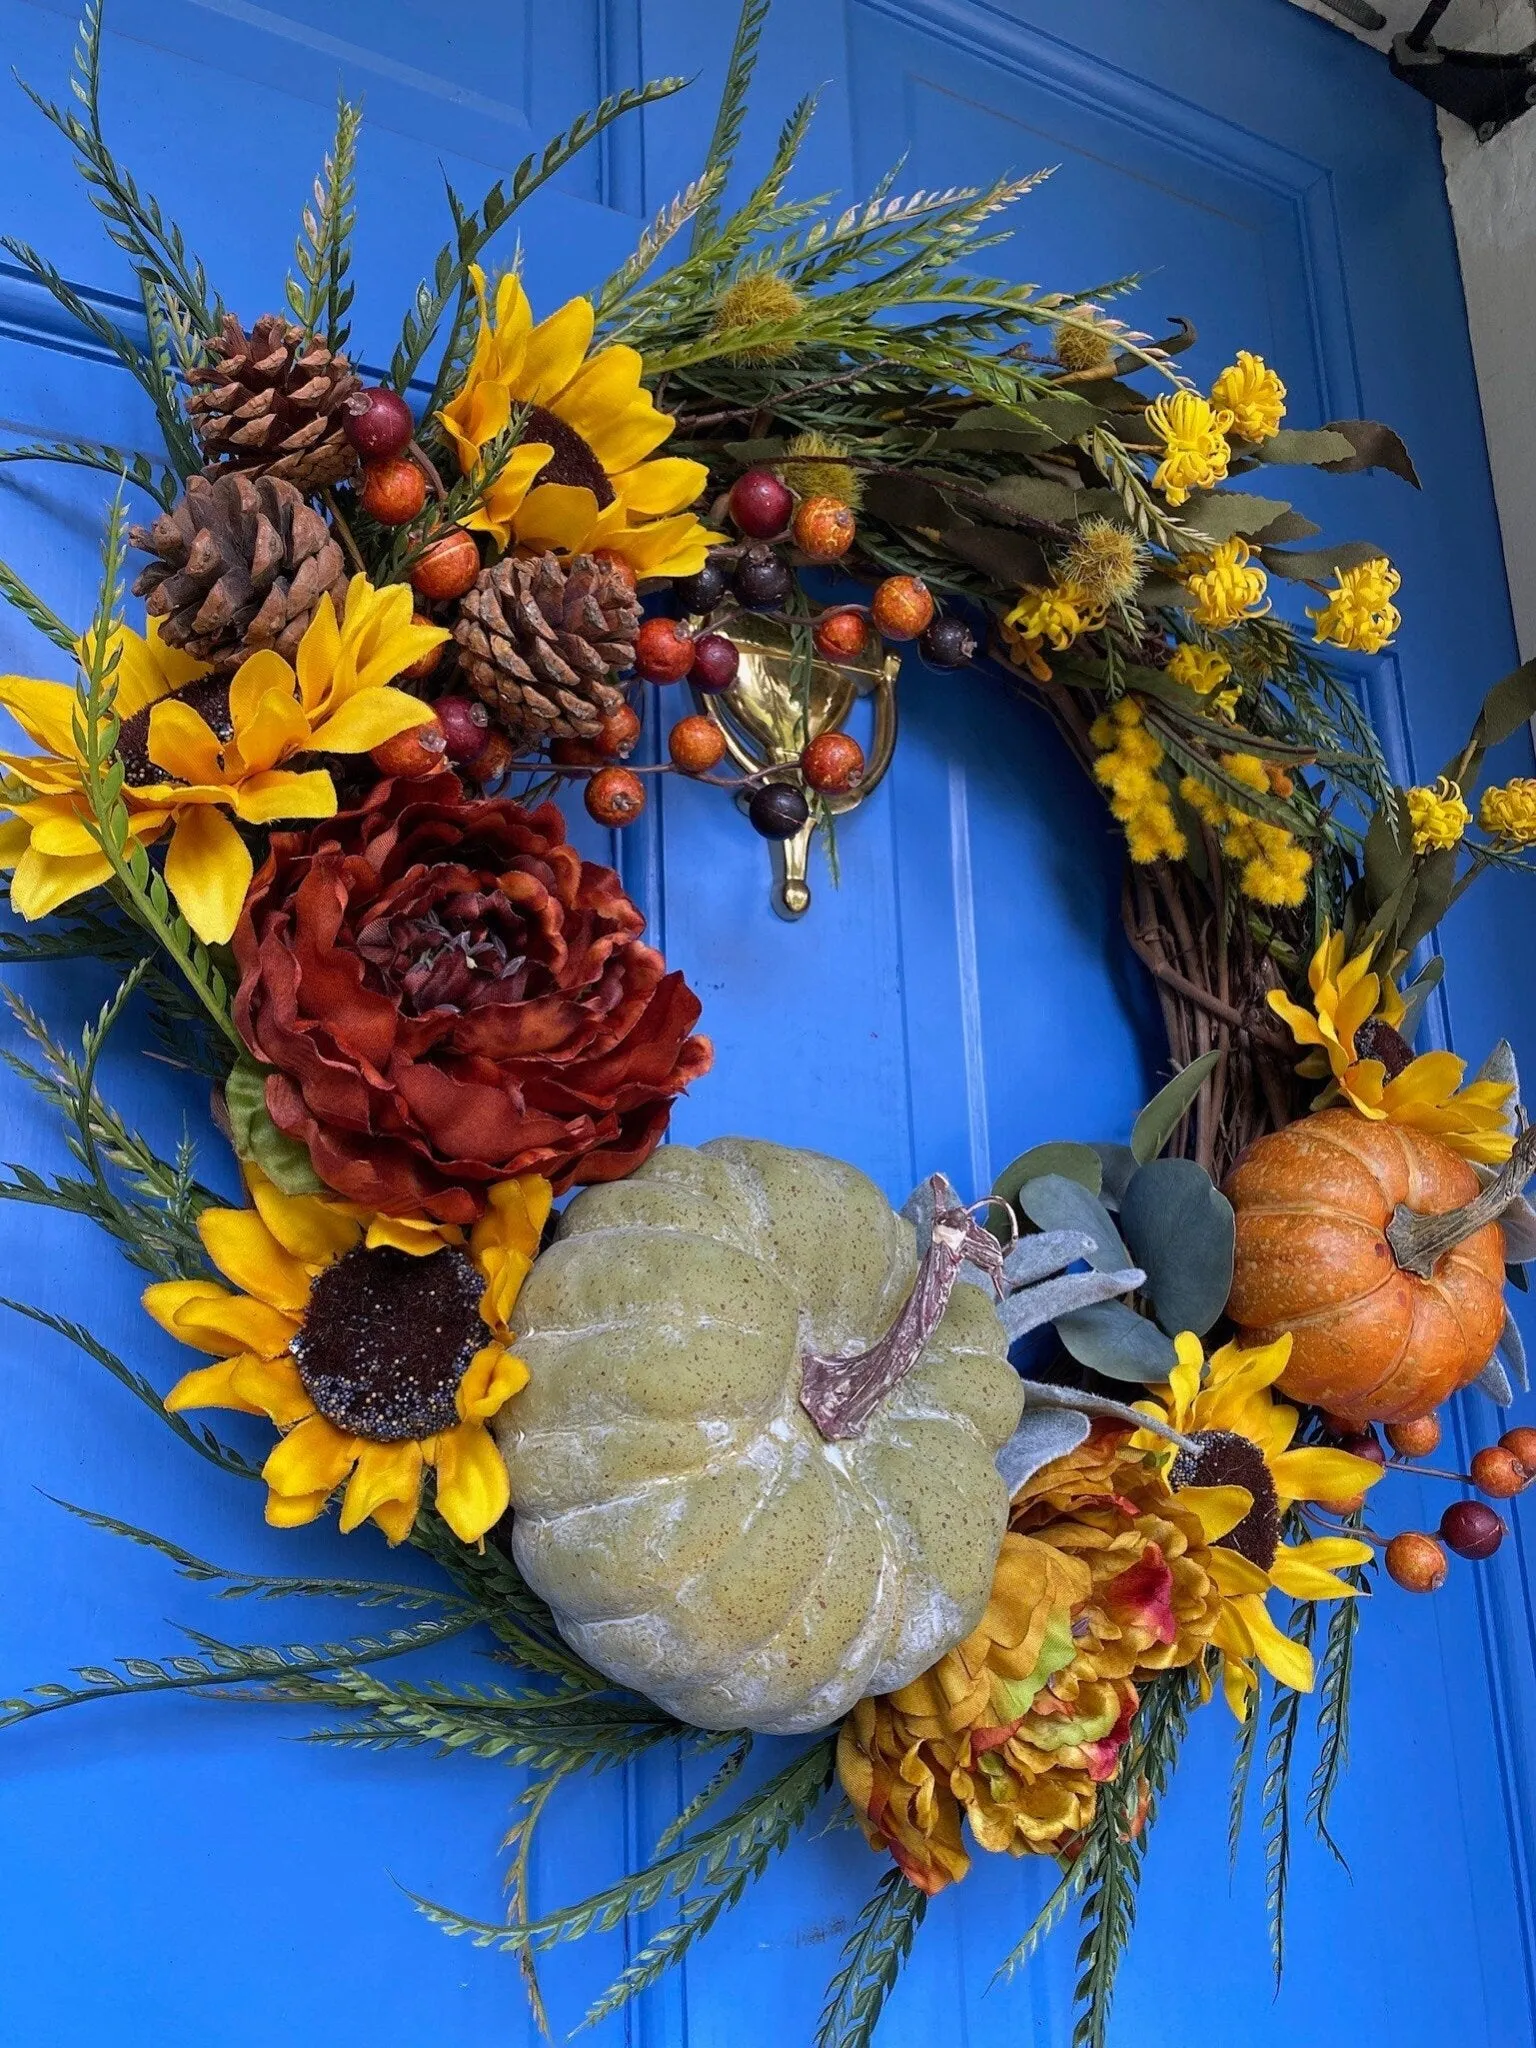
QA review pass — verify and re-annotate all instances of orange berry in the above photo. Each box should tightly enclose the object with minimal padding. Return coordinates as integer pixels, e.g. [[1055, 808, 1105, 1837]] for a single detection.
[[1387, 1414, 1442, 1459], [1385, 1532, 1448, 1594], [635, 617, 695, 683], [360, 457, 428, 525], [668, 715, 726, 774], [792, 495, 856, 562], [594, 703, 642, 758], [410, 527, 481, 602], [1472, 1445, 1530, 1499], [813, 609, 871, 662], [371, 717, 447, 778], [801, 730, 865, 794], [1500, 1425, 1536, 1476], [471, 729, 516, 785], [585, 765, 646, 826], [870, 574, 934, 641], [591, 547, 638, 594]]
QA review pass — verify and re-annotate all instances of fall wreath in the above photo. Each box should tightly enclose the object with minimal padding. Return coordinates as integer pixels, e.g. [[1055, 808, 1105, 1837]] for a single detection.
[[3, 6, 1536, 2043]]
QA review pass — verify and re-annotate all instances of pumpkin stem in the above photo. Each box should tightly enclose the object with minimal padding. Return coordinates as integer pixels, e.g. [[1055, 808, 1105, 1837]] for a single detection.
[[800, 1175, 1001, 1440], [1385, 1124, 1536, 1278]]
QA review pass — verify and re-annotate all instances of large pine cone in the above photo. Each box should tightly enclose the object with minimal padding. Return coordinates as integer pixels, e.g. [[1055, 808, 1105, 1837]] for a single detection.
[[454, 553, 640, 747], [187, 313, 360, 493], [130, 473, 349, 668]]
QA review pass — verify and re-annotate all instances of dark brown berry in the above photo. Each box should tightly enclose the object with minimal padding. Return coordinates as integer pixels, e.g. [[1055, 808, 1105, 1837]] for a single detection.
[[668, 715, 726, 774], [410, 528, 480, 602], [1385, 1531, 1448, 1593], [434, 695, 489, 765], [1440, 1499, 1506, 1561], [690, 633, 740, 693], [343, 387, 415, 461], [1472, 1445, 1529, 1499], [734, 545, 792, 609], [801, 731, 865, 794], [748, 782, 809, 840], [1387, 1415, 1442, 1459], [635, 617, 695, 683], [585, 766, 647, 827], [360, 457, 427, 525], [920, 615, 977, 669], [729, 468, 794, 539], [673, 557, 729, 614]]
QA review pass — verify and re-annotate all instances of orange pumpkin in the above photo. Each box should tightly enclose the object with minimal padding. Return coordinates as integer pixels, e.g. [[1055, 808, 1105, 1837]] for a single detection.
[[1222, 1108, 1505, 1425]]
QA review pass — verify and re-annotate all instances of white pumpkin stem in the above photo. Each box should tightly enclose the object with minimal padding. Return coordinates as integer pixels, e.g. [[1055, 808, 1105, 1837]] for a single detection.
[[800, 1176, 1000, 1440], [1386, 1124, 1536, 1279]]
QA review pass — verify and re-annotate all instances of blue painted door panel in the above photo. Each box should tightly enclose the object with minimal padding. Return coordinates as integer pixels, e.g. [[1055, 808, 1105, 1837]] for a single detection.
[[2, 1, 1533, 2042]]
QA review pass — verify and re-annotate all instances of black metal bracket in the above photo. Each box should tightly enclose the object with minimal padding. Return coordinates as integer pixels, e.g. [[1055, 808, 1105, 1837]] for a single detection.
[[1389, 1, 1536, 142]]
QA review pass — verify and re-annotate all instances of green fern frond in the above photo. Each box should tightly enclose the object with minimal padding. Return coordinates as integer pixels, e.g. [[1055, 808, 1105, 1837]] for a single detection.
[[287, 95, 362, 348], [814, 1866, 928, 2048], [689, 0, 773, 252]]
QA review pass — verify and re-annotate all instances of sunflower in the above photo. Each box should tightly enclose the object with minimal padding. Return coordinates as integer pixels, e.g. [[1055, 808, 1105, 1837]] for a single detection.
[[439, 266, 717, 579], [0, 579, 442, 945], [146, 1167, 550, 1543], [1269, 926, 1515, 1165], [1132, 1332, 1380, 1717]]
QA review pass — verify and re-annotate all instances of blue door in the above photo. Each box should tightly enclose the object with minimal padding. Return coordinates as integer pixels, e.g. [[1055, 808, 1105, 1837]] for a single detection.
[[2, 1, 1533, 2042]]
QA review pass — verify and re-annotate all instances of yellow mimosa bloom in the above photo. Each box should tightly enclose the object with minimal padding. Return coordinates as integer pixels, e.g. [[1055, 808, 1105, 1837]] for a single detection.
[[1092, 697, 1187, 862], [1405, 775, 1470, 853], [148, 1168, 550, 1545], [0, 581, 443, 944], [1480, 777, 1536, 844], [1166, 643, 1232, 696], [1308, 555, 1400, 653], [439, 266, 717, 578], [1132, 1331, 1379, 1718], [1210, 351, 1287, 443], [1182, 538, 1270, 628], [1145, 389, 1233, 505]]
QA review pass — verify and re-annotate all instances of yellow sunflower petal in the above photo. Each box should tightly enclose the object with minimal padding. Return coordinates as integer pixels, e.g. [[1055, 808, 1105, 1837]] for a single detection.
[[461, 442, 549, 547], [363, 1213, 458, 1255], [1381, 1050, 1467, 1110], [306, 687, 436, 756], [1268, 1546, 1366, 1602], [472, 1175, 554, 1262], [0, 817, 34, 866], [263, 1413, 358, 1500], [108, 621, 206, 714], [1269, 1446, 1383, 1504], [197, 1207, 313, 1313], [164, 805, 253, 946], [1168, 1331, 1204, 1425], [1222, 1653, 1258, 1721], [1237, 1595, 1315, 1691], [227, 650, 301, 732], [9, 842, 114, 919], [163, 1354, 270, 1416], [1175, 1483, 1255, 1543], [265, 1487, 331, 1528], [431, 1420, 511, 1542], [1207, 1548, 1273, 1597], [143, 1277, 299, 1359], [612, 512, 718, 579], [456, 1343, 529, 1423], [513, 482, 603, 555], [229, 683, 310, 775], [0, 676, 83, 755], [521, 297, 596, 403], [294, 594, 341, 713], [228, 1352, 312, 1428], [146, 698, 228, 785], [339, 1440, 424, 1535], [246, 1169, 362, 1266], [612, 456, 710, 519]]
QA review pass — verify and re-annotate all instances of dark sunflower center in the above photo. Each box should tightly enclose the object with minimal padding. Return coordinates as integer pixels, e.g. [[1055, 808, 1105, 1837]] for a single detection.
[[1170, 1427, 1280, 1571], [526, 402, 614, 509], [1355, 1016, 1414, 1077], [291, 1244, 485, 1442], [117, 675, 235, 787], [355, 883, 555, 1016]]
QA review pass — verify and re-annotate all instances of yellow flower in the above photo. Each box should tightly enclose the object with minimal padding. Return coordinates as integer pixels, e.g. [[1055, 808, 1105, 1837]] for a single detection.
[[1003, 578, 1106, 652], [1209, 351, 1286, 443], [1480, 777, 1536, 844], [1308, 556, 1400, 654], [1182, 538, 1269, 628], [1405, 776, 1470, 853], [1268, 926, 1515, 1164], [1177, 752, 1312, 908], [0, 583, 442, 944], [1145, 389, 1233, 506], [1211, 684, 1243, 720], [147, 1169, 550, 1544], [439, 266, 716, 578], [1092, 698, 1187, 863], [1166, 643, 1232, 697], [1132, 1332, 1379, 1717]]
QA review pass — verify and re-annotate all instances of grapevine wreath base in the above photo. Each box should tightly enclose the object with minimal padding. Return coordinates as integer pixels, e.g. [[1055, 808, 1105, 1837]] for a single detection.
[[3, 6, 1536, 2043]]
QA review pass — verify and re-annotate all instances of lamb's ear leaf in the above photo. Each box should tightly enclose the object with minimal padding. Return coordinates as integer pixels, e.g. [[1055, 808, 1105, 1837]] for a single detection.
[[1129, 1050, 1223, 1165], [224, 1054, 324, 1195], [1497, 1312, 1528, 1396], [1476, 1352, 1515, 1407], [996, 1407, 1091, 1495]]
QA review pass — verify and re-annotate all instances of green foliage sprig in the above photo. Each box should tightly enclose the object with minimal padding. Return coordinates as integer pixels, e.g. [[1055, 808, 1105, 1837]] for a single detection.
[[287, 96, 362, 350]]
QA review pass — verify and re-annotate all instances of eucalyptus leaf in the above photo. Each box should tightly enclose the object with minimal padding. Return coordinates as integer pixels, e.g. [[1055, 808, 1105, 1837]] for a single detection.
[[1129, 1049, 1223, 1166], [993, 1142, 1102, 1215], [996, 1407, 1091, 1495], [1249, 427, 1357, 468], [224, 1053, 324, 1195], [1091, 1142, 1139, 1207], [1055, 1298, 1176, 1382], [1119, 1158, 1235, 1337], [1018, 1175, 1130, 1272], [998, 1264, 1146, 1342], [1498, 1310, 1529, 1394]]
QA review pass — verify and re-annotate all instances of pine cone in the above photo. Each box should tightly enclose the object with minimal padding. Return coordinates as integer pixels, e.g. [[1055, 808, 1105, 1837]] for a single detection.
[[186, 313, 361, 492], [130, 472, 349, 668], [454, 552, 640, 746]]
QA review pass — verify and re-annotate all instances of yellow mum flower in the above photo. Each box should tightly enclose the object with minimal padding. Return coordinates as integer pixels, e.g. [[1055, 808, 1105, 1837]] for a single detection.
[[1166, 643, 1232, 696], [0, 583, 442, 945], [148, 1168, 550, 1544], [1209, 351, 1287, 443], [1002, 578, 1106, 652], [1146, 389, 1233, 506], [1183, 538, 1269, 628], [1308, 555, 1400, 654], [1268, 925, 1515, 1164], [1132, 1332, 1379, 1718], [1405, 775, 1470, 853], [1480, 777, 1536, 844], [439, 266, 716, 578]]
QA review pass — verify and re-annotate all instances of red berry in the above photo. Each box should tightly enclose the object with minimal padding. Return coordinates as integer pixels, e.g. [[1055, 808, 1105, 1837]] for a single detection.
[[371, 717, 447, 778], [1338, 1429, 1386, 1468], [1440, 1499, 1506, 1561], [1500, 1426, 1536, 1476], [434, 695, 490, 765], [690, 633, 740, 693], [360, 457, 428, 525], [1386, 1532, 1448, 1594], [729, 468, 794, 540], [813, 609, 871, 663], [400, 618, 445, 683], [668, 715, 726, 773], [343, 387, 415, 461], [585, 766, 646, 827], [410, 528, 480, 602], [634, 617, 695, 683], [594, 703, 642, 758], [1387, 1414, 1441, 1459], [792, 495, 856, 562], [1472, 1445, 1529, 1499], [801, 730, 865, 794], [870, 574, 934, 641]]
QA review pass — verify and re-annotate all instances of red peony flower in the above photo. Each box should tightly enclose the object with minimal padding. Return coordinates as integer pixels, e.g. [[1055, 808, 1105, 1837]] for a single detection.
[[233, 771, 711, 1220]]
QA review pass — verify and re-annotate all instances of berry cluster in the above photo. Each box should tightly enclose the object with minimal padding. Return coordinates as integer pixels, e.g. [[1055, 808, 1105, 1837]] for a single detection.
[[1326, 1412, 1536, 1594], [344, 387, 481, 604]]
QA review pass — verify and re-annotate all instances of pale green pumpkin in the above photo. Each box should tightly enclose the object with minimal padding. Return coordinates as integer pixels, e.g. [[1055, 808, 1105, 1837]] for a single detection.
[[493, 1138, 1024, 1734]]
